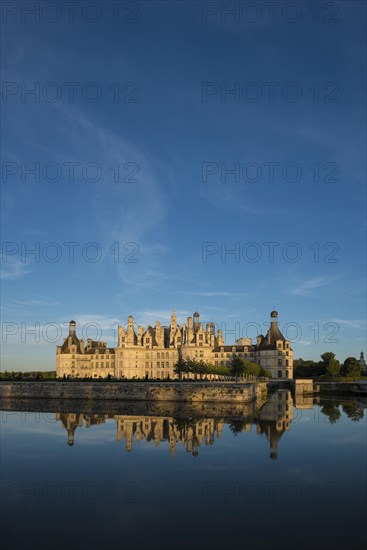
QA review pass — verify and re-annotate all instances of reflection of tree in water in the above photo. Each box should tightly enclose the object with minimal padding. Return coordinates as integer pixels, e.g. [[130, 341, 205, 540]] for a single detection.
[[228, 414, 257, 436], [320, 404, 341, 424], [228, 419, 249, 435], [342, 401, 365, 422], [319, 399, 365, 424]]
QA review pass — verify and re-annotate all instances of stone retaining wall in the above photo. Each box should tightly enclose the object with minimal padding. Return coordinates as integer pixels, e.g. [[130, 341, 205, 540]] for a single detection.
[[0, 381, 267, 404]]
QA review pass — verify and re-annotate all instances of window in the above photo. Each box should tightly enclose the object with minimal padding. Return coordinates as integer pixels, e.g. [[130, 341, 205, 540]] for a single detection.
[[277, 359, 282, 366], [286, 360, 289, 366], [278, 370, 282, 378]]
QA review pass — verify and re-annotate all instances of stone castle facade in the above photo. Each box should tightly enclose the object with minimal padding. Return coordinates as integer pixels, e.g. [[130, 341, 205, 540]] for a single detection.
[[56, 310, 293, 379]]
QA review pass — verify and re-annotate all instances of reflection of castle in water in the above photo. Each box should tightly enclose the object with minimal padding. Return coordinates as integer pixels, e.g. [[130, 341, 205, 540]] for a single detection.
[[256, 389, 293, 459], [56, 390, 295, 459]]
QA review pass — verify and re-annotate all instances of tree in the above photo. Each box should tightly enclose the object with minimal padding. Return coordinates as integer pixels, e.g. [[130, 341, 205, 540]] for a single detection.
[[229, 355, 247, 379], [294, 358, 324, 378], [321, 352, 337, 366], [342, 357, 362, 378], [326, 357, 341, 377], [259, 367, 272, 378], [242, 361, 261, 377], [174, 357, 188, 376]]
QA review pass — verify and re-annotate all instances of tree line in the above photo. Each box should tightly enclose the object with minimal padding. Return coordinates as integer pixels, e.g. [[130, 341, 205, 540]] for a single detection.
[[294, 353, 364, 379], [0, 371, 56, 380], [174, 356, 271, 378]]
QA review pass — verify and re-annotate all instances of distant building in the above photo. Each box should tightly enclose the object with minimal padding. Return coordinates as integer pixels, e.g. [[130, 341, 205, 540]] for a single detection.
[[56, 310, 293, 379], [359, 351, 366, 373]]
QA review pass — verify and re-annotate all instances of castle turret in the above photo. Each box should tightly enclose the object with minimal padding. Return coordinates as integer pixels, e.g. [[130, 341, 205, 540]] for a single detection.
[[193, 311, 200, 331], [69, 320, 76, 337], [217, 329, 224, 346]]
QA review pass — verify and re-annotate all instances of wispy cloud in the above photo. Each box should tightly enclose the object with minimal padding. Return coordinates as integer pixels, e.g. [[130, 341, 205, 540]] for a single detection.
[[331, 319, 366, 330], [297, 340, 312, 346], [0, 260, 31, 280], [290, 276, 339, 296], [189, 291, 248, 298], [13, 298, 59, 307]]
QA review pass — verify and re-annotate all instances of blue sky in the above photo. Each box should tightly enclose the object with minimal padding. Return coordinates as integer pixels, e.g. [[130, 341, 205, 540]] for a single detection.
[[1, 1, 366, 369]]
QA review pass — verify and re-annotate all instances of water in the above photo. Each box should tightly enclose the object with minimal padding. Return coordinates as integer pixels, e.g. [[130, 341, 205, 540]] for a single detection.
[[1, 390, 366, 550]]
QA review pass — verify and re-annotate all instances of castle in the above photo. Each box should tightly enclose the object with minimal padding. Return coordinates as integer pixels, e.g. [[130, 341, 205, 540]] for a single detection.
[[56, 309, 293, 379]]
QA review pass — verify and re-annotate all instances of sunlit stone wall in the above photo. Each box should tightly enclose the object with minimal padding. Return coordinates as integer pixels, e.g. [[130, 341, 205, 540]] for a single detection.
[[0, 381, 267, 404]]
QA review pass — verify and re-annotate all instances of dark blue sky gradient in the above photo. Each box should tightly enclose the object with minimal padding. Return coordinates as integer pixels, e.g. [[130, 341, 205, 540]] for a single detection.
[[1, 1, 366, 368]]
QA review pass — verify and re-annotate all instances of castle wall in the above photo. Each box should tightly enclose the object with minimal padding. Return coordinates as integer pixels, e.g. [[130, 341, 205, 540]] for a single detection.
[[0, 381, 267, 404]]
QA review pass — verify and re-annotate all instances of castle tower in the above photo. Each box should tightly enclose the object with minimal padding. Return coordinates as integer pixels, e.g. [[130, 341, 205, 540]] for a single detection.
[[170, 308, 177, 326], [169, 308, 177, 346], [217, 329, 224, 346], [193, 311, 200, 331], [126, 315, 135, 346], [69, 320, 76, 337], [268, 310, 278, 343]]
